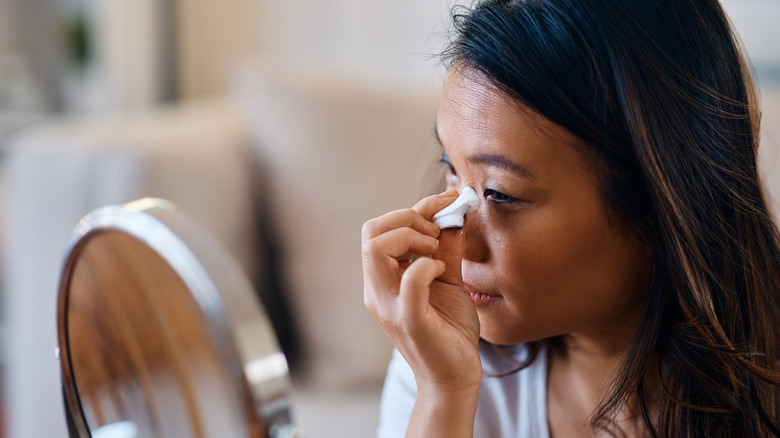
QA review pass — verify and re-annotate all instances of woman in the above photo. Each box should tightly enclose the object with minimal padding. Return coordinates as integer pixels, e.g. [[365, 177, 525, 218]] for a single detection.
[[361, 0, 780, 436]]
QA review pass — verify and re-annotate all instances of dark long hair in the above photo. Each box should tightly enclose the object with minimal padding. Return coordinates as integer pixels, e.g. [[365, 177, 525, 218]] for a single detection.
[[442, 0, 780, 436]]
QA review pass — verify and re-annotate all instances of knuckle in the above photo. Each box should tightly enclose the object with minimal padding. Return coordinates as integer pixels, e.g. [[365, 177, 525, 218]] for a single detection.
[[417, 232, 435, 246], [361, 238, 385, 259], [404, 275, 426, 292], [361, 239, 374, 257], [400, 268, 424, 290], [397, 226, 414, 239], [361, 219, 378, 239]]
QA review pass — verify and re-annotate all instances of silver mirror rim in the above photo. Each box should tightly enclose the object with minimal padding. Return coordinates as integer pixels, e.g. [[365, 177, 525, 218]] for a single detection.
[[56, 197, 294, 437]]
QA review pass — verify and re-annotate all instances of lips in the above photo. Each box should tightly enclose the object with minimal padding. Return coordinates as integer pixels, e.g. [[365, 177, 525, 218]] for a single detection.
[[464, 283, 502, 305]]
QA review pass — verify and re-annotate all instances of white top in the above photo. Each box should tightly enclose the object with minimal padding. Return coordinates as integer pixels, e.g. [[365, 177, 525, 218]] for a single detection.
[[377, 343, 550, 438]]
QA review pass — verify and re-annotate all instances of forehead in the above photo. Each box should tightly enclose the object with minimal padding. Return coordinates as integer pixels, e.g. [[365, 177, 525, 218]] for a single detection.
[[436, 69, 587, 179], [437, 70, 512, 145]]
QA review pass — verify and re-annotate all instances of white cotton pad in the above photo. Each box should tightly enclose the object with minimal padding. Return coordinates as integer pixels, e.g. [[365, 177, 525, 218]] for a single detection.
[[433, 186, 480, 229]]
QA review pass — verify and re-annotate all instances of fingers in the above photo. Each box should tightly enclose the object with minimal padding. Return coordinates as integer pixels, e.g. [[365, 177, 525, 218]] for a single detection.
[[368, 228, 439, 259], [362, 207, 441, 241], [399, 257, 446, 320], [411, 190, 460, 220], [410, 190, 466, 285], [362, 190, 460, 242], [362, 227, 440, 303], [433, 228, 464, 285], [362, 189, 465, 317]]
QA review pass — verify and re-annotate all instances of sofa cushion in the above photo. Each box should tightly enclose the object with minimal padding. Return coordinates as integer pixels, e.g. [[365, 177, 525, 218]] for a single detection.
[[235, 67, 443, 387]]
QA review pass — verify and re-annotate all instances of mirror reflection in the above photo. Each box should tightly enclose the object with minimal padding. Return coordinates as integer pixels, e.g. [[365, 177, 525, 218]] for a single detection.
[[66, 230, 250, 437], [56, 200, 298, 438]]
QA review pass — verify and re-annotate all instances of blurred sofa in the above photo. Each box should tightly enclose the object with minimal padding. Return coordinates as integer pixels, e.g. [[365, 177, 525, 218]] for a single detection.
[[0, 69, 442, 438]]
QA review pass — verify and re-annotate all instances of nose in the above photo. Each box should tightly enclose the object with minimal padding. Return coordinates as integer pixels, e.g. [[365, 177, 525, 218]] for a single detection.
[[462, 202, 489, 263]]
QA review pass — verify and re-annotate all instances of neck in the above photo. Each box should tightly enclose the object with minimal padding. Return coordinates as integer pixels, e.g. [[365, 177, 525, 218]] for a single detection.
[[546, 313, 647, 437], [552, 330, 632, 407]]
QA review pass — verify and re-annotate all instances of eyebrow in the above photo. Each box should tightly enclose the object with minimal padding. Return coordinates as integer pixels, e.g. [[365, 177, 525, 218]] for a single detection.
[[467, 153, 536, 179], [433, 124, 535, 180]]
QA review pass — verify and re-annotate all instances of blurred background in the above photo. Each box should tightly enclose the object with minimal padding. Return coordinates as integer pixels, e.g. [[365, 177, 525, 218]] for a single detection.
[[0, 1, 777, 437]]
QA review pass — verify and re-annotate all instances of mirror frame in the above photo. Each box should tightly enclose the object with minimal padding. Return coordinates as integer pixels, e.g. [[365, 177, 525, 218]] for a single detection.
[[56, 198, 296, 437]]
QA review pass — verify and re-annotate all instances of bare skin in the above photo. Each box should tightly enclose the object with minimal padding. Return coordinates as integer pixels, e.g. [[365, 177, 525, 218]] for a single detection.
[[362, 68, 652, 437]]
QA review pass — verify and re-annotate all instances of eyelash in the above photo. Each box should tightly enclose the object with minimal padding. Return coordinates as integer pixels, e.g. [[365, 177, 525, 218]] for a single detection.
[[440, 154, 455, 174], [484, 188, 518, 205], [440, 156, 519, 205]]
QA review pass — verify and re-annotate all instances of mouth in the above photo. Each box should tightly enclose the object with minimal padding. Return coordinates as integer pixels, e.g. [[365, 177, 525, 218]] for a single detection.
[[464, 283, 502, 306]]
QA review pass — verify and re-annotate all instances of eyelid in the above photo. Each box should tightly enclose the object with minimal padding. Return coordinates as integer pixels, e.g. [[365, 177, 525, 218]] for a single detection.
[[440, 152, 526, 206], [484, 188, 519, 204], [440, 152, 457, 175]]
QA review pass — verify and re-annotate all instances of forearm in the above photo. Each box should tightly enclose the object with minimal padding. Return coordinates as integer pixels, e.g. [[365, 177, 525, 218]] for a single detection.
[[406, 384, 480, 438]]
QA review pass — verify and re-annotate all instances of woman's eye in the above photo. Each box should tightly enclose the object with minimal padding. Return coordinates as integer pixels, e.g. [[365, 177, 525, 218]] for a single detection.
[[442, 163, 457, 178], [440, 154, 459, 187], [484, 188, 517, 204], [440, 153, 456, 175]]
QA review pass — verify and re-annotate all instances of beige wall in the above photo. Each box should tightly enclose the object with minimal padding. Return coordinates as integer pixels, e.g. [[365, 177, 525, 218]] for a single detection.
[[176, 0, 262, 99], [175, 0, 464, 97], [2, 1, 777, 106], [174, 0, 780, 99], [259, 1, 453, 89]]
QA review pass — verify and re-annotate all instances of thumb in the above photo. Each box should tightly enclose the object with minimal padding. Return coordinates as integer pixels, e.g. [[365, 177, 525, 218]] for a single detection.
[[432, 228, 464, 285]]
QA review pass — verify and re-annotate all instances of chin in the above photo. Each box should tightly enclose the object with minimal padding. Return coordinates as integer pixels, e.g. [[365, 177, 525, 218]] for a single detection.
[[478, 318, 550, 346], [479, 323, 521, 346]]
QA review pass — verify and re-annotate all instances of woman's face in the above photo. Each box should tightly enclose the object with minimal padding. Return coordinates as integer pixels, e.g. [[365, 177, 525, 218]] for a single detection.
[[437, 69, 651, 346]]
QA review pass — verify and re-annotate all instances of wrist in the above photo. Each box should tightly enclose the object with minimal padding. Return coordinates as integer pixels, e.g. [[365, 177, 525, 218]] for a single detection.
[[407, 382, 480, 438], [419, 371, 481, 392], [414, 361, 482, 397], [416, 378, 481, 407]]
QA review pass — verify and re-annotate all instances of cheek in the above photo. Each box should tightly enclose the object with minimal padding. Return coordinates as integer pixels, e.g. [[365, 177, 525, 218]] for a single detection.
[[485, 207, 650, 338], [489, 209, 582, 293]]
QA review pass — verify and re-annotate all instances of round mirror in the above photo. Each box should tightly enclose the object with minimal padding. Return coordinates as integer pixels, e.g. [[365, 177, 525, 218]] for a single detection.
[[56, 198, 301, 438]]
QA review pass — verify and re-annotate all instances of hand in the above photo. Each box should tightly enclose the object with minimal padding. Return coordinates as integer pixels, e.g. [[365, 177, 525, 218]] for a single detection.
[[362, 190, 482, 393]]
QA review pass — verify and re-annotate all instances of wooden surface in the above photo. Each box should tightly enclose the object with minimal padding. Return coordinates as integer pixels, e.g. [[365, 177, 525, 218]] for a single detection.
[[64, 230, 263, 437]]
